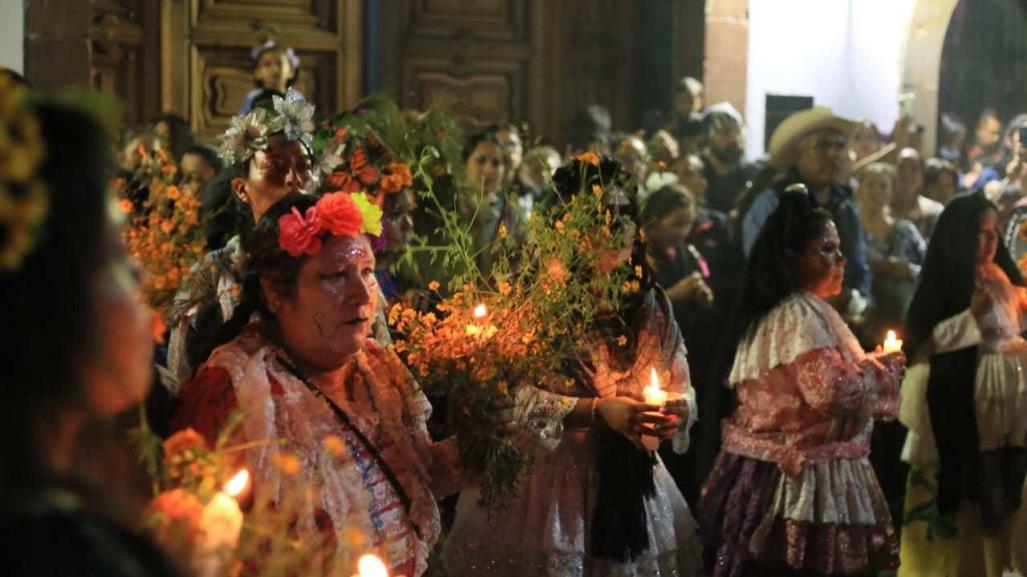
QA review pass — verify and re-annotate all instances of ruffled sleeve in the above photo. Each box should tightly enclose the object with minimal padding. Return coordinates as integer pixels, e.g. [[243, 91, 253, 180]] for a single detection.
[[930, 309, 981, 354], [729, 294, 863, 386], [511, 384, 578, 451], [792, 348, 902, 420]]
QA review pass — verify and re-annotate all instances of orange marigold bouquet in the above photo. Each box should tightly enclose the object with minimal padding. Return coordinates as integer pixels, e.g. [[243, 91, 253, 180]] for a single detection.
[[114, 142, 207, 316], [390, 155, 640, 505], [135, 413, 358, 577]]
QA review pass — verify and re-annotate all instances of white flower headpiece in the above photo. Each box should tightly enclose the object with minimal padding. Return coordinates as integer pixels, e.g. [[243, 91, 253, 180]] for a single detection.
[[218, 88, 315, 166]]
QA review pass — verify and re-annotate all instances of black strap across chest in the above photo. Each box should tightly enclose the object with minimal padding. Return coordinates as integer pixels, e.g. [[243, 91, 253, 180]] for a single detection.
[[275, 355, 421, 538]]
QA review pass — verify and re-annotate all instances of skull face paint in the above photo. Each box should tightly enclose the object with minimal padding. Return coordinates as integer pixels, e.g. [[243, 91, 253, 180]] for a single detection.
[[273, 235, 378, 371]]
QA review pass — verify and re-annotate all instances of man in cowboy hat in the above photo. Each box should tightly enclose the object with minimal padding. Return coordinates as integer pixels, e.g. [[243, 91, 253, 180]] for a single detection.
[[740, 106, 871, 311]]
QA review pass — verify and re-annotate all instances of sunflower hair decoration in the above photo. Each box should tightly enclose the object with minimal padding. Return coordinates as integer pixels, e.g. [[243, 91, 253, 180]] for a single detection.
[[218, 87, 315, 166], [0, 75, 48, 272]]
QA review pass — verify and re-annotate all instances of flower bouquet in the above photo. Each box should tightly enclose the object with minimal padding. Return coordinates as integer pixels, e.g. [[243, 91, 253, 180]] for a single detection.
[[390, 153, 641, 505], [114, 141, 206, 317], [135, 415, 363, 577]]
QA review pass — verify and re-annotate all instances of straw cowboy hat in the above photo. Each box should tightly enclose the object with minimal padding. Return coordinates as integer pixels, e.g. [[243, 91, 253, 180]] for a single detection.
[[768, 106, 856, 170]]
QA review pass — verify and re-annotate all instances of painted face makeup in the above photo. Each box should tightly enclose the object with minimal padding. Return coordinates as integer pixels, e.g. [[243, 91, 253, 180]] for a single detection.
[[795, 219, 846, 299], [274, 235, 379, 371]]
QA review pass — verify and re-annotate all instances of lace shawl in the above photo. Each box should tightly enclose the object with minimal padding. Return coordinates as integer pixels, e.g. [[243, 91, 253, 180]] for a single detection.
[[729, 293, 865, 386], [203, 327, 441, 576]]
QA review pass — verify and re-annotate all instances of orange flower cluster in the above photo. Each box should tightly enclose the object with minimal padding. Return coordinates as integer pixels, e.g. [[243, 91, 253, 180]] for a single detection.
[[163, 428, 220, 492], [379, 161, 413, 194], [319, 126, 414, 205], [390, 289, 545, 387], [119, 178, 207, 314]]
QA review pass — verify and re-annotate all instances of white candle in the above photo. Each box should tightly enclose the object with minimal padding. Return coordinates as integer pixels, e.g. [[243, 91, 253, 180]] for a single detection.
[[641, 368, 667, 451], [882, 330, 903, 354], [643, 367, 669, 406], [194, 469, 248, 577]]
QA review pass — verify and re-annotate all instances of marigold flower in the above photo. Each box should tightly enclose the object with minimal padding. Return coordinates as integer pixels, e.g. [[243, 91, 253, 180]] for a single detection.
[[147, 488, 203, 534], [576, 151, 600, 166], [275, 452, 302, 476], [322, 435, 346, 456], [428, 280, 440, 291], [163, 429, 209, 463]]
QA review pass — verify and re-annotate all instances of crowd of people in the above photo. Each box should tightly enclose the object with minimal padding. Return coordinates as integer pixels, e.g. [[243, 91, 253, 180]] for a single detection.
[[1, 36, 1027, 577]]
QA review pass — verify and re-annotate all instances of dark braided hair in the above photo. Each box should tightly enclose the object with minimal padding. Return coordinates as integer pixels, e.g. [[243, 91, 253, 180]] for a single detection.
[[729, 185, 834, 343], [696, 186, 835, 483]]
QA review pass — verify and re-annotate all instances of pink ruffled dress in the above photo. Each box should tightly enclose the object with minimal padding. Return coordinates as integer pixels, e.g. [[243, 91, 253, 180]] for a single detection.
[[700, 293, 904, 577]]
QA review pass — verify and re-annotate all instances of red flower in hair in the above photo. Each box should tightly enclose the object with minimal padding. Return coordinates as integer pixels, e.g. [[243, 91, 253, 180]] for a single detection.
[[318, 192, 364, 237], [278, 206, 324, 257]]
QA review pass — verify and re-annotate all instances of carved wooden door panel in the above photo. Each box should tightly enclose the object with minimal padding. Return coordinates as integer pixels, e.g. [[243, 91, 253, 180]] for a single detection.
[[378, 0, 534, 126], [90, 0, 163, 127], [162, 0, 363, 139], [378, 0, 637, 147]]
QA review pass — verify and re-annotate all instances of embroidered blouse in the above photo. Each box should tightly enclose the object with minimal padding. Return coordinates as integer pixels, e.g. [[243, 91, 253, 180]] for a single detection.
[[724, 293, 903, 475], [171, 324, 456, 577]]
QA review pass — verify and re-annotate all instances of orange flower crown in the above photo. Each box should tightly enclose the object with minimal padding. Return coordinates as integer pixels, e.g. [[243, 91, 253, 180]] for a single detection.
[[317, 127, 413, 207], [277, 192, 383, 257]]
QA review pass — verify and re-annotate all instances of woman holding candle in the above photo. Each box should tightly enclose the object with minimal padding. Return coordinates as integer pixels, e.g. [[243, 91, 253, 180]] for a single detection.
[[171, 193, 457, 577], [0, 81, 178, 576], [898, 191, 1027, 577], [443, 157, 701, 577], [699, 187, 906, 577]]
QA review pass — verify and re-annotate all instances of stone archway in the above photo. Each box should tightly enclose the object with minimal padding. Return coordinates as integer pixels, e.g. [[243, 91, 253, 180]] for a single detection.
[[900, 0, 959, 156]]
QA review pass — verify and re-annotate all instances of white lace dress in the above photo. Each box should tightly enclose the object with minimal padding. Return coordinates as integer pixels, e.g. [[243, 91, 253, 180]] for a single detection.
[[901, 263, 1027, 466], [442, 290, 701, 577]]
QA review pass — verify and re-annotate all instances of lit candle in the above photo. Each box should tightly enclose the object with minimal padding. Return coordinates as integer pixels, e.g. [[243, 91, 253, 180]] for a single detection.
[[643, 367, 669, 406], [358, 554, 389, 577], [641, 368, 668, 451], [465, 304, 496, 338], [882, 330, 903, 354], [194, 469, 248, 577]]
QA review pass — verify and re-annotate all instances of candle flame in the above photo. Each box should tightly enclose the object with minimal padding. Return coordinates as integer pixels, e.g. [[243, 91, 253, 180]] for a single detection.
[[225, 469, 250, 498], [473, 303, 487, 319], [649, 367, 660, 391], [886, 330, 896, 341], [357, 554, 389, 577]]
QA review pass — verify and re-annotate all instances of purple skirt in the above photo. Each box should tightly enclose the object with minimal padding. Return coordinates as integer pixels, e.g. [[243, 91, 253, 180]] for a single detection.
[[699, 452, 898, 577]]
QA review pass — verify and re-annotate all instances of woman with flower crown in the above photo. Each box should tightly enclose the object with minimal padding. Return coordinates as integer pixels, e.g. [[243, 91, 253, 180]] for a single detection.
[[166, 89, 318, 386], [170, 192, 457, 576], [443, 157, 701, 577]]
